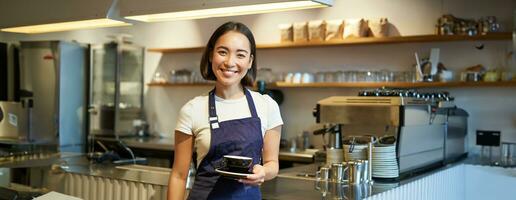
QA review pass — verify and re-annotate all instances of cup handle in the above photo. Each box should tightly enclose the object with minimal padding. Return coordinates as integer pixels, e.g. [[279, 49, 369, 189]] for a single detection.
[[315, 170, 321, 181], [217, 160, 226, 169], [343, 166, 350, 183]]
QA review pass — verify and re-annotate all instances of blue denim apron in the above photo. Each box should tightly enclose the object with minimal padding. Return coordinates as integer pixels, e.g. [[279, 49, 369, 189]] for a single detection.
[[187, 88, 263, 200]]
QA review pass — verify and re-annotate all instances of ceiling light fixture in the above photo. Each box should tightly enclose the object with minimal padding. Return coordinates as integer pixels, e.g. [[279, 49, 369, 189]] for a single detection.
[[0, 0, 131, 34], [122, 0, 333, 22], [1, 19, 129, 34]]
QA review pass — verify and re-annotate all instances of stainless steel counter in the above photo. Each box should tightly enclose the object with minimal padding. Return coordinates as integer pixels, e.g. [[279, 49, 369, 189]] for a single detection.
[[5, 146, 510, 200], [1, 152, 172, 185], [5, 150, 512, 200], [95, 136, 174, 151], [1, 152, 503, 200], [278, 148, 318, 163], [56, 155, 171, 186], [0, 152, 70, 168], [262, 164, 396, 200], [54, 158, 454, 199], [261, 176, 326, 200], [261, 158, 483, 200], [261, 175, 392, 200], [97, 137, 318, 162]]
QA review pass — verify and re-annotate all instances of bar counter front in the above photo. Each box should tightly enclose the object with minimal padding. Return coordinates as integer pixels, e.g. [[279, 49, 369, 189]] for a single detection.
[[2, 152, 516, 199]]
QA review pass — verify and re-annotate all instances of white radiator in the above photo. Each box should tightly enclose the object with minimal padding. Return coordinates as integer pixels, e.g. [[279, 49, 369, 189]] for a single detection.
[[63, 173, 168, 200], [365, 164, 465, 200]]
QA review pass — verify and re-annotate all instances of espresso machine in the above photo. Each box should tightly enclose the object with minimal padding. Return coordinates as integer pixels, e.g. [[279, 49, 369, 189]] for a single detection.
[[313, 88, 468, 177]]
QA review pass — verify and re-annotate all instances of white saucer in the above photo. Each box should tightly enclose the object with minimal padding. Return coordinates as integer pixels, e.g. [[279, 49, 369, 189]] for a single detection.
[[215, 168, 251, 179]]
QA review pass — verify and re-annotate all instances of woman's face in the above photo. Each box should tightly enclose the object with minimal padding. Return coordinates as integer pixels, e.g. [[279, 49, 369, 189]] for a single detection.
[[210, 31, 253, 87]]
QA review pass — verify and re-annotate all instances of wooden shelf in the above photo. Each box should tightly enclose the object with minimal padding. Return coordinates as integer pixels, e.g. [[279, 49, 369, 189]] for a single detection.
[[147, 82, 260, 90], [148, 81, 516, 88], [147, 32, 511, 53], [274, 81, 516, 88], [147, 82, 215, 87]]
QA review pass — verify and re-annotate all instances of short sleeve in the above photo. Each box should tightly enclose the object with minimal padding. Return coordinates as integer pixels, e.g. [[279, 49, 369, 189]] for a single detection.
[[175, 101, 194, 135], [265, 95, 283, 130]]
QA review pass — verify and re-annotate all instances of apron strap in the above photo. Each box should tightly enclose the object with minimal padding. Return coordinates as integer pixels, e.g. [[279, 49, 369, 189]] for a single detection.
[[243, 88, 258, 118], [208, 87, 259, 126], [208, 89, 219, 129]]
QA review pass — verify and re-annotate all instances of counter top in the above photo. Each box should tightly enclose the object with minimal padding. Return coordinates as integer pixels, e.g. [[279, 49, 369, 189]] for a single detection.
[[94, 136, 320, 163], [0, 152, 70, 168], [278, 148, 318, 163], [56, 155, 172, 185], [262, 163, 398, 200], [53, 155, 462, 199], [7, 150, 513, 199], [95, 136, 318, 163], [95, 136, 174, 151]]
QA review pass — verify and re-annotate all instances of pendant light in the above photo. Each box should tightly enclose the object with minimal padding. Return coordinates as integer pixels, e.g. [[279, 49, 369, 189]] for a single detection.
[[0, 0, 131, 34], [121, 0, 333, 22]]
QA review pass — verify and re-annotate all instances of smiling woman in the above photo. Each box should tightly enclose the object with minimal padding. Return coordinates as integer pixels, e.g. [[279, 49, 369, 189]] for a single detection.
[[209, 31, 254, 87], [168, 21, 283, 200], [200, 22, 257, 88]]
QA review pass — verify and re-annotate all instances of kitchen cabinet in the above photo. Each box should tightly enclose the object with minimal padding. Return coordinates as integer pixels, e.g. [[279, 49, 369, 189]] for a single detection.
[[146, 33, 515, 89]]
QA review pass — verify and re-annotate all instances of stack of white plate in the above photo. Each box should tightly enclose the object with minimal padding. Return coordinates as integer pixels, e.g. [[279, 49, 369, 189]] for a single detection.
[[343, 144, 368, 161], [372, 182, 399, 194], [372, 144, 399, 178]]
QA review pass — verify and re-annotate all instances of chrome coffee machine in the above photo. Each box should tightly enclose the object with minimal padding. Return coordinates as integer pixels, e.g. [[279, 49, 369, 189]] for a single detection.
[[313, 88, 468, 176]]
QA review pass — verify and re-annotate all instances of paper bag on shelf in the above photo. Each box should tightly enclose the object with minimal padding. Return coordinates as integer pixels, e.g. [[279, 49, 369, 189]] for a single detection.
[[325, 19, 344, 41], [369, 18, 390, 37], [278, 23, 293, 43], [343, 18, 369, 38], [293, 22, 309, 42], [308, 20, 326, 41]]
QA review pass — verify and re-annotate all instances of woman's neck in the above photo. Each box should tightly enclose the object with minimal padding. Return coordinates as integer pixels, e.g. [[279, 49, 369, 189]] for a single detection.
[[215, 83, 245, 99]]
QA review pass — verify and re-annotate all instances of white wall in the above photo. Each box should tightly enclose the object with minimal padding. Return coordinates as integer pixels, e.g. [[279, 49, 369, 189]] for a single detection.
[[1, 0, 515, 154]]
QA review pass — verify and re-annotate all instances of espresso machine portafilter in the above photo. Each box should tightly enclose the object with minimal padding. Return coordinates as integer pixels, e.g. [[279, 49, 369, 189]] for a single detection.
[[314, 124, 344, 164], [314, 124, 342, 149]]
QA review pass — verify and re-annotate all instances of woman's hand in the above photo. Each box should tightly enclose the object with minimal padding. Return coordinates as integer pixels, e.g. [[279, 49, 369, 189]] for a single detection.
[[238, 126, 282, 186], [239, 164, 266, 186]]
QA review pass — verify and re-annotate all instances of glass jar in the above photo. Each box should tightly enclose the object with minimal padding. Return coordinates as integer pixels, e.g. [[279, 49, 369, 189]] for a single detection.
[[175, 69, 192, 83], [257, 68, 274, 83], [152, 71, 167, 83]]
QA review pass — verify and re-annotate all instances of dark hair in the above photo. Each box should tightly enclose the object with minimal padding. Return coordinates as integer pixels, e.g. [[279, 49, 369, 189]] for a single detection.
[[200, 21, 257, 87]]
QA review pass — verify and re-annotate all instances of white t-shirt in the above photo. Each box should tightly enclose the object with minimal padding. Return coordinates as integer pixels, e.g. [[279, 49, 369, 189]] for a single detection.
[[175, 89, 283, 165]]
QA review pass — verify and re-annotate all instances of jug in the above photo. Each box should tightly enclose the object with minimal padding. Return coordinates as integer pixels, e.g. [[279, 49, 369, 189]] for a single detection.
[[347, 161, 363, 185], [330, 163, 348, 183], [315, 160, 369, 185]]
